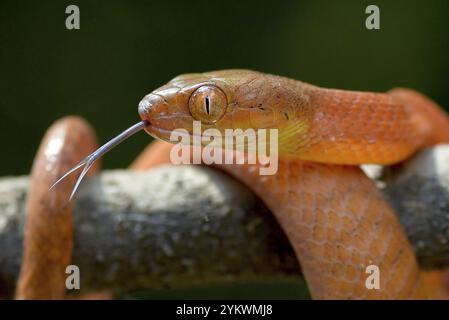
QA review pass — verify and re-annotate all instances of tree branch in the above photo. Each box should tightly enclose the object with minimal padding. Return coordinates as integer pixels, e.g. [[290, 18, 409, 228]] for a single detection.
[[0, 166, 301, 297], [1, 145, 449, 297]]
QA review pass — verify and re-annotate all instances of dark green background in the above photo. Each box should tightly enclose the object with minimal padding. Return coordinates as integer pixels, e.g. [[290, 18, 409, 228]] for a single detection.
[[0, 0, 448, 299], [1, 0, 448, 176]]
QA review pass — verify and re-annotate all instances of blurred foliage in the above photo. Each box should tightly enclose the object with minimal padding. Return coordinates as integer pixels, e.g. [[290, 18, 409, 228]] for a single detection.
[[0, 0, 448, 175]]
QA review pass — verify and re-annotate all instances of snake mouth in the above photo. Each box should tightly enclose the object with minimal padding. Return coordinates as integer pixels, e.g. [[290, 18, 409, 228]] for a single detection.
[[144, 124, 204, 144], [145, 123, 261, 152], [144, 124, 178, 142]]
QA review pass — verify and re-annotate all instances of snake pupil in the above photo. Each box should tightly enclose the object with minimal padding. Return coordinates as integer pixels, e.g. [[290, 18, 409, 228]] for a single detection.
[[205, 96, 210, 115]]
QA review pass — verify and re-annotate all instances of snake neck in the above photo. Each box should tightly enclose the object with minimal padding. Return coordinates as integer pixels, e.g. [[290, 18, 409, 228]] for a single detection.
[[287, 87, 430, 165]]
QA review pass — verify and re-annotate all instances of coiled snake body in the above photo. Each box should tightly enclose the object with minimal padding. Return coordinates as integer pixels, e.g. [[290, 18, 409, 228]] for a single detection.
[[17, 70, 449, 299]]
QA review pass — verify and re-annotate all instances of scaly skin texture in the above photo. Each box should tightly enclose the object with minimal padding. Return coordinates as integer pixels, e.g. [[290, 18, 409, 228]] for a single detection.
[[139, 70, 449, 163], [16, 117, 100, 299], [137, 70, 449, 299], [218, 159, 425, 299], [19, 70, 449, 299]]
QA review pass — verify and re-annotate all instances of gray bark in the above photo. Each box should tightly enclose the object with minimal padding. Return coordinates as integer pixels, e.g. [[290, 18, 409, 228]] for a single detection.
[[0, 166, 301, 297], [1, 145, 449, 297]]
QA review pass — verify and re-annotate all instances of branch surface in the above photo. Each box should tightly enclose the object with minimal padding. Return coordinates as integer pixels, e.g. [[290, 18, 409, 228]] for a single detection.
[[1, 145, 449, 297]]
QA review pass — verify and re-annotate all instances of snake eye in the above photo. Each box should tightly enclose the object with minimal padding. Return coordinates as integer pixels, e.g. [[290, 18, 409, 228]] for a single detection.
[[188, 85, 227, 124]]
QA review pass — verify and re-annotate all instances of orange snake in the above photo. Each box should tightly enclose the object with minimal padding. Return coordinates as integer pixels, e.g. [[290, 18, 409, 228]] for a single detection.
[[16, 70, 449, 299]]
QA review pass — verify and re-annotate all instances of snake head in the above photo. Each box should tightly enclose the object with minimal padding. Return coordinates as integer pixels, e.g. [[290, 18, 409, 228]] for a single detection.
[[52, 70, 314, 199], [138, 69, 312, 147]]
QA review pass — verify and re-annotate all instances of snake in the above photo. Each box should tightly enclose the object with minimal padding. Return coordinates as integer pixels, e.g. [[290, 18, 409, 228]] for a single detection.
[[16, 69, 449, 299]]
